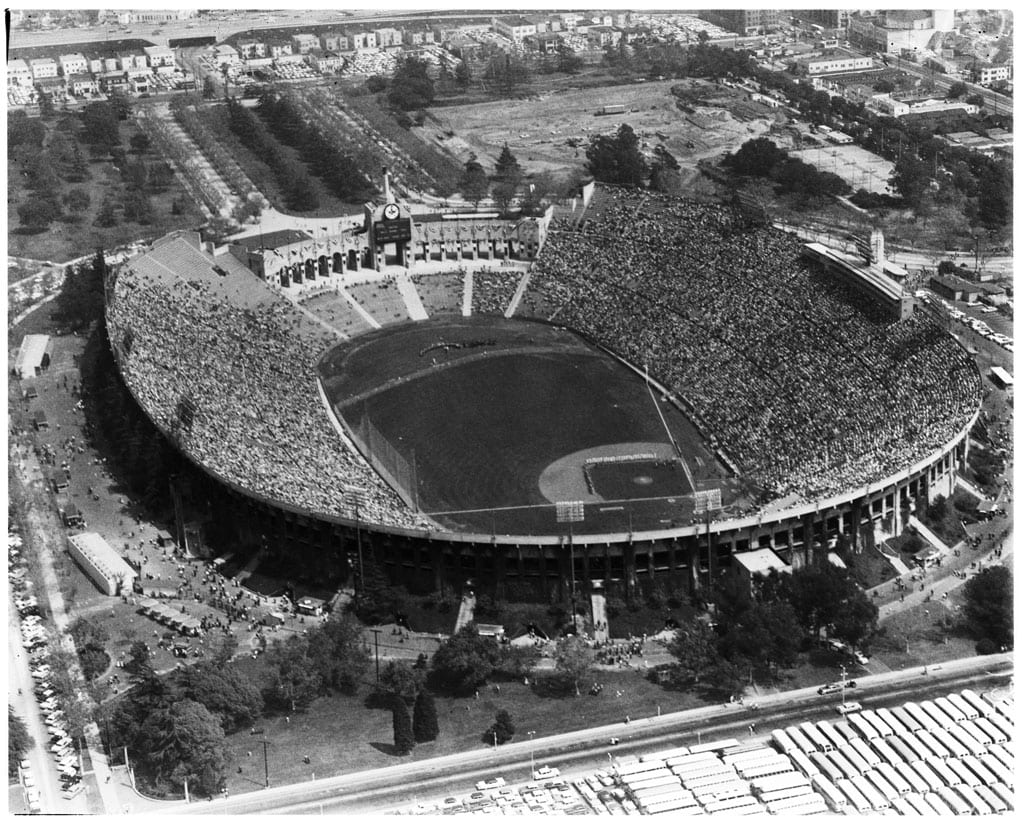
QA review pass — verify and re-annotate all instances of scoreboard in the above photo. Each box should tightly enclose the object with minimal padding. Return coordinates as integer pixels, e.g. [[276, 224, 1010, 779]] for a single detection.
[[374, 218, 412, 244]]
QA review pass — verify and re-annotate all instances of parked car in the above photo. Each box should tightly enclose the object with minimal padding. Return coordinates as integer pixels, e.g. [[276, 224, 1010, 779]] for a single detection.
[[533, 766, 560, 780], [837, 702, 863, 715], [475, 777, 506, 791]]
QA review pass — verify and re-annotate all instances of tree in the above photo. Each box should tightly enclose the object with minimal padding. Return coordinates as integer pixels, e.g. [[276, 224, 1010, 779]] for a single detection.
[[723, 137, 788, 177], [650, 145, 682, 194], [460, 157, 490, 208], [496, 643, 540, 680], [454, 59, 471, 89], [391, 695, 415, 755], [379, 660, 424, 705], [430, 624, 500, 695], [137, 699, 227, 795], [553, 635, 594, 696], [130, 132, 151, 154], [125, 639, 154, 679], [492, 178, 518, 215], [63, 188, 91, 213], [17, 197, 62, 231], [787, 565, 854, 637], [388, 56, 436, 111], [668, 621, 719, 685], [495, 143, 523, 184], [263, 635, 324, 712], [8, 111, 46, 148], [889, 152, 931, 210], [202, 75, 217, 100], [308, 613, 369, 694], [946, 81, 969, 99], [975, 161, 1011, 232], [556, 43, 583, 74], [9, 706, 33, 767], [79, 101, 121, 149], [963, 567, 1012, 649], [585, 124, 649, 187], [176, 663, 264, 734], [412, 690, 439, 743], [831, 591, 879, 654], [486, 709, 515, 746]]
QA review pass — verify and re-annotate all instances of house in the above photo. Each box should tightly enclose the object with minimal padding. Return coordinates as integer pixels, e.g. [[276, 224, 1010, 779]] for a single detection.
[[492, 15, 537, 42], [268, 43, 293, 59], [58, 53, 88, 76], [403, 29, 435, 46], [291, 33, 319, 54], [237, 41, 267, 60], [8, 59, 33, 87], [29, 57, 59, 81], [971, 63, 1012, 86], [374, 27, 403, 48], [68, 73, 99, 96], [319, 32, 346, 52], [144, 45, 176, 69], [929, 274, 980, 302], [348, 31, 377, 51], [308, 51, 344, 74], [793, 49, 873, 76]]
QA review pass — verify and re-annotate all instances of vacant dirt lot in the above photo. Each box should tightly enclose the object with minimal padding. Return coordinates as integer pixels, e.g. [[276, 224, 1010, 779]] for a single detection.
[[425, 79, 778, 176]]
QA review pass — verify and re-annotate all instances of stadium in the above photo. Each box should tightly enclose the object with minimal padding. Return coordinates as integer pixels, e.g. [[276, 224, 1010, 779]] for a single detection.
[[104, 185, 981, 601]]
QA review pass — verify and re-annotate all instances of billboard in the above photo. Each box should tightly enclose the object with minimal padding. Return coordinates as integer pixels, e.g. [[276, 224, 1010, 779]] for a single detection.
[[374, 218, 412, 245]]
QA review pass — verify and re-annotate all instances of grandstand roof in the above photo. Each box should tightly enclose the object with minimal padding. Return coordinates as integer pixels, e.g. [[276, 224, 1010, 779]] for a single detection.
[[232, 229, 312, 251]]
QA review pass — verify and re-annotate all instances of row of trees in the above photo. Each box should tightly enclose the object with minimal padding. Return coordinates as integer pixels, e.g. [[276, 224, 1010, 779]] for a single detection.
[[225, 97, 320, 211], [254, 93, 376, 206], [584, 123, 684, 194]]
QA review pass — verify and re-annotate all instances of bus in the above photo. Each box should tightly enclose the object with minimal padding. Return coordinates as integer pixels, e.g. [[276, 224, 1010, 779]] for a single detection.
[[935, 785, 971, 815], [987, 711, 1014, 741], [736, 759, 794, 781], [920, 699, 956, 731], [960, 689, 995, 718], [811, 775, 846, 812], [798, 721, 831, 753], [687, 738, 740, 755], [722, 747, 773, 766], [945, 692, 977, 721], [643, 798, 701, 815], [961, 718, 993, 745], [922, 791, 953, 815], [988, 744, 1013, 770], [642, 746, 690, 762], [978, 753, 1013, 787], [850, 774, 889, 811], [908, 761, 945, 794], [694, 780, 748, 803], [931, 728, 968, 759], [994, 698, 1014, 720], [809, 752, 844, 784], [946, 724, 987, 756], [836, 778, 872, 813], [915, 729, 951, 760], [685, 773, 744, 793], [885, 735, 919, 764], [701, 795, 760, 814], [888, 705, 920, 733], [771, 728, 797, 755], [904, 792, 933, 815], [903, 702, 940, 733], [875, 762, 912, 796], [945, 758, 981, 788], [666, 752, 718, 770], [869, 738, 900, 767], [784, 725, 817, 756], [846, 713, 880, 741], [896, 732, 932, 763], [758, 785, 814, 805], [888, 795, 914, 815], [838, 744, 871, 776], [816, 721, 847, 752], [634, 785, 693, 806], [849, 738, 881, 769], [974, 715, 1008, 744], [832, 720, 858, 742], [766, 793, 827, 815], [751, 771, 809, 796], [788, 748, 819, 779], [673, 763, 733, 783], [989, 783, 1014, 812], [615, 759, 666, 778], [973, 784, 1007, 814], [876, 707, 908, 737], [864, 769, 901, 804], [861, 709, 893, 738], [892, 761, 929, 795], [934, 696, 966, 725], [826, 750, 862, 781], [924, 756, 960, 788], [625, 774, 680, 793]]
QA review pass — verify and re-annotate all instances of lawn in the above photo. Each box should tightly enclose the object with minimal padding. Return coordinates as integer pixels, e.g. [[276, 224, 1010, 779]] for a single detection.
[[871, 593, 979, 671], [220, 664, 708, 794], [846, 543, 900, 589]]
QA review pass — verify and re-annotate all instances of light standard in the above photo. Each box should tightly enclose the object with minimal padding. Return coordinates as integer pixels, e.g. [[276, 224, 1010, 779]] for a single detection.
[[839, 664, 848, 706], [343, 484, 368, 591], [528, 730, 536, 775]]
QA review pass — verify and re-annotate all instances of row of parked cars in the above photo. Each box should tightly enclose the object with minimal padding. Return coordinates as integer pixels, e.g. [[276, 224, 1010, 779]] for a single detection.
[[12, 532, 84, 812], [944, 302, 1014, 353]]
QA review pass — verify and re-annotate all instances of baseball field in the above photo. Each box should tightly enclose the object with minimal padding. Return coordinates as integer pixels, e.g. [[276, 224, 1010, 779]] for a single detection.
[[319, 317, 732, 535]]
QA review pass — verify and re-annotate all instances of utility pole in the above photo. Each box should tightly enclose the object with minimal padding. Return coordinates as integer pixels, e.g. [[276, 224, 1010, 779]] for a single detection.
[[840, 664, 848, 705], [371, 628, 382, 682], [528, 730, 536, 775], [262, 739, 270, 789]]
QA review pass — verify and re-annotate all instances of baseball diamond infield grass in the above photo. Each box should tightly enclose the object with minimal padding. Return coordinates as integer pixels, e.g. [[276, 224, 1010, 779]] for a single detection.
[[318, 317, 731, 535]]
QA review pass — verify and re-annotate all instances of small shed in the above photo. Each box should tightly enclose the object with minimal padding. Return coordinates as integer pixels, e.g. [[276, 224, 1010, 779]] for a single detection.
[[33, 410, 49, 430], [156, 529, 175, 548], [296, 596, 326, 617], [60, 502, 84, 527]]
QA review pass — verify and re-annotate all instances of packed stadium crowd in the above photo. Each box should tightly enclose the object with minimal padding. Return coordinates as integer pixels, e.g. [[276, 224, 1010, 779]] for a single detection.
[[472, 267, 528, 316], [522, 187, 981, 503], [106, 270, 431, 529]]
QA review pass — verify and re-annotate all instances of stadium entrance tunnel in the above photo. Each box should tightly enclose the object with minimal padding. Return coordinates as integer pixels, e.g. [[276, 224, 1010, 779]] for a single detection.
[[317, 316, 736, 536]]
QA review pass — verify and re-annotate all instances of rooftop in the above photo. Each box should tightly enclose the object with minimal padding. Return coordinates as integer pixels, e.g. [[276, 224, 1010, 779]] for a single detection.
[[732, 548, 791, 575]]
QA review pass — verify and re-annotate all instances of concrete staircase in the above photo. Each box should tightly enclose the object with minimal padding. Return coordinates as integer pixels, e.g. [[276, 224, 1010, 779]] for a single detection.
[[453, 593, 476, 634]]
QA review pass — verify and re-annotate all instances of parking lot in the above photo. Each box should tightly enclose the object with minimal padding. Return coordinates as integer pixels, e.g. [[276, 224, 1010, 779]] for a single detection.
[[401, 687, 1014, 816]]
